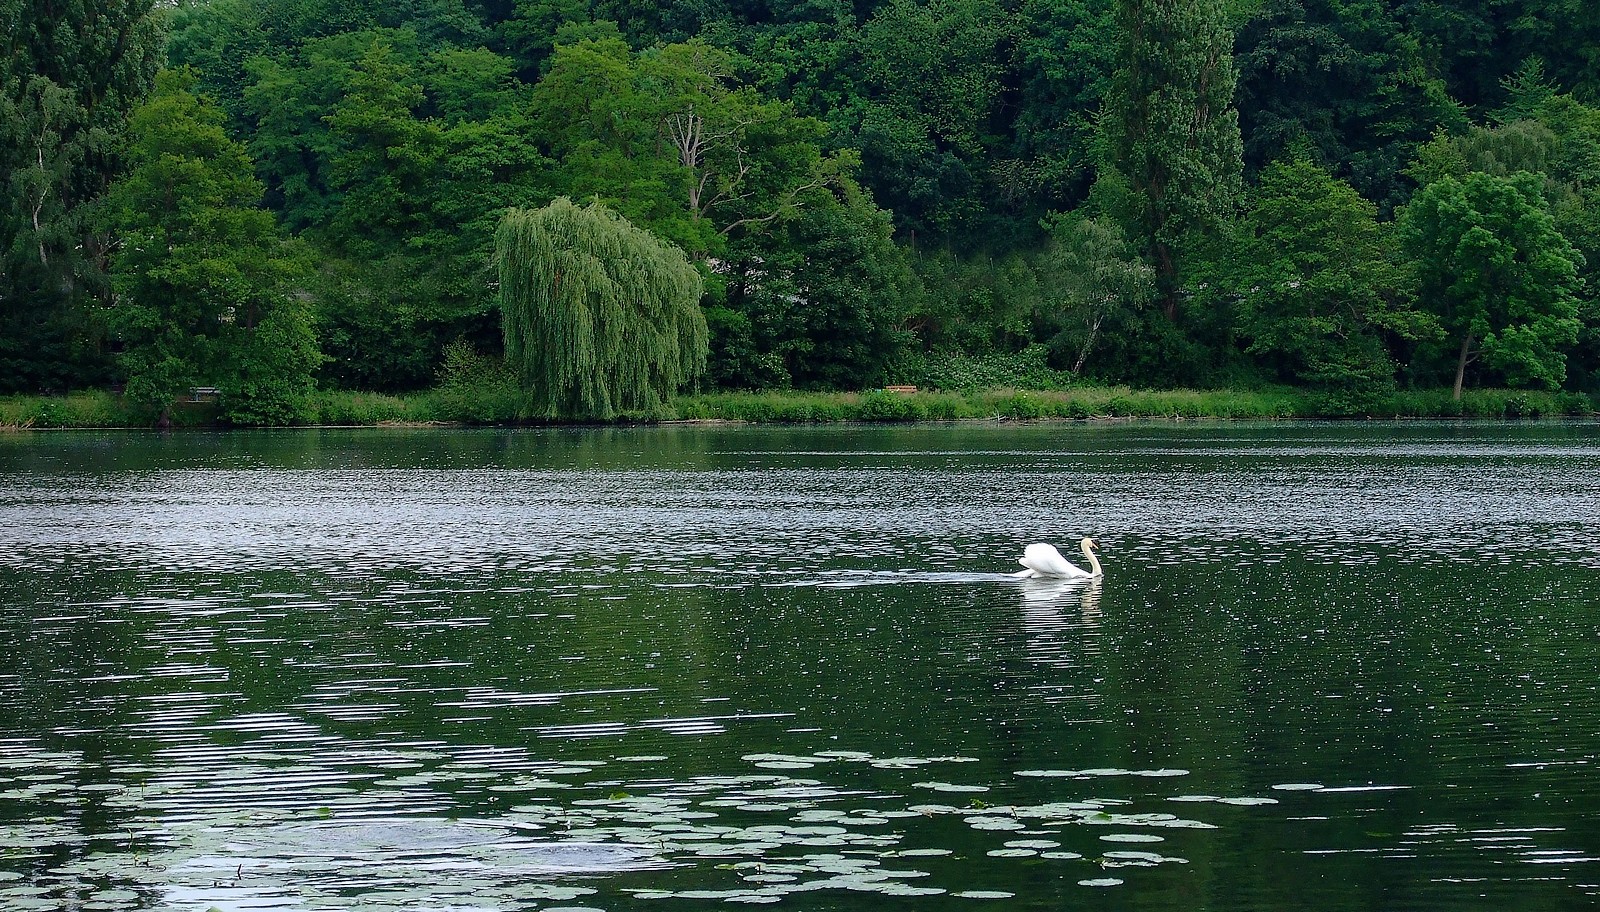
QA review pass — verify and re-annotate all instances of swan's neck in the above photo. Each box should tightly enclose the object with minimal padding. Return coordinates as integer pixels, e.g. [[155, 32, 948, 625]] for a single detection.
[[1082, 541, 1103, 577]]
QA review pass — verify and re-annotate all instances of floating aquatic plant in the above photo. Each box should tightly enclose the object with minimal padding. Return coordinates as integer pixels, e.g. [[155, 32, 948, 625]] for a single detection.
[[0, 741, 1259, 909]]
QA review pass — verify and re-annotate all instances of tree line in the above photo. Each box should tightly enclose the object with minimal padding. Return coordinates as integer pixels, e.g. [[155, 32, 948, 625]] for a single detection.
[[3, 0, 1598, 422]]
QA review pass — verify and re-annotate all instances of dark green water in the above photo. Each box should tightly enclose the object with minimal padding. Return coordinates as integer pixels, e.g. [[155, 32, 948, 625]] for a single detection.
[[2, 422, 1598, 911]]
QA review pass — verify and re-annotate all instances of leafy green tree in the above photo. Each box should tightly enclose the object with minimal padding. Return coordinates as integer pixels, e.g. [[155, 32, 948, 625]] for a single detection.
[[1038, 214, 1157, 376], [424, 46, 520, 121], [1409, 120, 1563, 190], [102, 68, 318, 424], [1508, 84, 1600, 392], [1405, 70, 1600, 394], [717, 184, 914, 390], [1010, 0, 1118, 215], [1383, 0, 1598, 114], [1233, 0, 1466, 210], [1099, 0, 1245, 319], [845, 0, 1014, 238], [531, 37, 852, 258], [165, 0, 489, 124], [738, 3, 857, 116], [0, 0, 162, 391], [1226, 158, 1434, 407], [528, 34, 909, 390], [531, 36, 704, 251], [647, 41, 853, 245], [854, 0, 1008, 162], [1504, 4, 1600, 101], [322, 40, 446, 257], [495, 0, 591, 75], [241, 29, 443, 232], [495, 198, 707, 419], [1400, 171, 1583, 398], [907, 250, 1041, 358], [239, 31, 546, 390], [221, 293, 322, 424], [1491, 75, 1600, 291]]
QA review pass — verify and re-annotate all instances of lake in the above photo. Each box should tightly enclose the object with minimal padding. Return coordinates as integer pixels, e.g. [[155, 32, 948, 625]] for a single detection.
[[2, 421, 1598, 911]]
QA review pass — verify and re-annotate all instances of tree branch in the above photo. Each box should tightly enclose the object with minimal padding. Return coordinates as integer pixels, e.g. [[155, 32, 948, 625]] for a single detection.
[[717, 172, 834, 236], [33, 147, 49, 266]]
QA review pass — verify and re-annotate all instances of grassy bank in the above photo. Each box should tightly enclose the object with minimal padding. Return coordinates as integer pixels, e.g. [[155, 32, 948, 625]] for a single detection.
[[2, 385, 1595, 429], [673, 387, 1598, 421]]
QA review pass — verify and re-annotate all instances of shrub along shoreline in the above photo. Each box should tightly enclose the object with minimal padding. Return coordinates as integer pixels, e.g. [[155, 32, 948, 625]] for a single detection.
[[1, 386, 1595, 429]]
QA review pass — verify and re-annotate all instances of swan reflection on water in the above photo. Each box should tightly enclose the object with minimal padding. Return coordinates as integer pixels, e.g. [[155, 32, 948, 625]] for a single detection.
[[1017, 576, 1104, 676], [1016, 574, 1102, 611]]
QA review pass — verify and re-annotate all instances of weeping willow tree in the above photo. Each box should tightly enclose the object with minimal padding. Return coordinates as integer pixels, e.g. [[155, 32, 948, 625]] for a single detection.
[[496, 199, 708, 420]]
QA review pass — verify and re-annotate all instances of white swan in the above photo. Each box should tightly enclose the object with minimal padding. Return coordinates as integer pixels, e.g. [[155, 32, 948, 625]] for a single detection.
[[1010, 538, 1101, 579]]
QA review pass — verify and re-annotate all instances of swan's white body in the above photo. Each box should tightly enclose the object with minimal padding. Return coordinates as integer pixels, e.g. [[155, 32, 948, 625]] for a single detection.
[[1010, 538, 1101, 579]]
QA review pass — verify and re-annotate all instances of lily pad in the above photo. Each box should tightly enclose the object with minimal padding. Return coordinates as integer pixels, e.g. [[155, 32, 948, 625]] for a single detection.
[[527, 886, 600, 901], [868, 758, 931, 769], [965, 817, 1026, 831]]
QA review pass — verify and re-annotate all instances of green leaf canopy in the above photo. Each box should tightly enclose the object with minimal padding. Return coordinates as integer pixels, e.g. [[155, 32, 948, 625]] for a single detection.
[[1400, 171, 1583, 397]]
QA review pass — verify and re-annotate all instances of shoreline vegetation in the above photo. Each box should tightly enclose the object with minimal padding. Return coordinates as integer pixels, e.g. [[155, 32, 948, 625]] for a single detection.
[[3, 386, 1594, 430], [12, 8, 1600, 430]]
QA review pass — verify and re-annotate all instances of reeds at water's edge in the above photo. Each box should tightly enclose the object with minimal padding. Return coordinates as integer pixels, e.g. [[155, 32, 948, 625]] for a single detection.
[[3, 385, 1594, 428]]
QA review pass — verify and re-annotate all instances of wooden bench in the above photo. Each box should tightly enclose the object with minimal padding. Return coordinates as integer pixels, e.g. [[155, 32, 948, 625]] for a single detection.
[[882, 385, 918, 394]]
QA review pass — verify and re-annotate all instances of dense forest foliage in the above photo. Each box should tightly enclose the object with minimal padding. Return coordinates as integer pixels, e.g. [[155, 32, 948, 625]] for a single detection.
[[4, 0, 1600, 421]]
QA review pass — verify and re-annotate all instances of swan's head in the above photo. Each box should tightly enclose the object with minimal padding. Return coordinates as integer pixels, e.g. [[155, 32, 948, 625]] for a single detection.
[[1081, 537, 1098, 552]]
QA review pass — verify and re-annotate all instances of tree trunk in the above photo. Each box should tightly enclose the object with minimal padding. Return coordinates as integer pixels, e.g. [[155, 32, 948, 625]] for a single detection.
[[34, 148, 49, 266], [1073, 312, 1106, 375], [1452, 333, 1472, 401], [1154, 240, 1178, 320]]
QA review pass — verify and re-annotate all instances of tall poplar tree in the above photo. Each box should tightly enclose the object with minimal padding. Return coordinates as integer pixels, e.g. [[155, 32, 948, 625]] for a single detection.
[[1099, 0, 1243, 319], [496, 199, 707, 420]]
